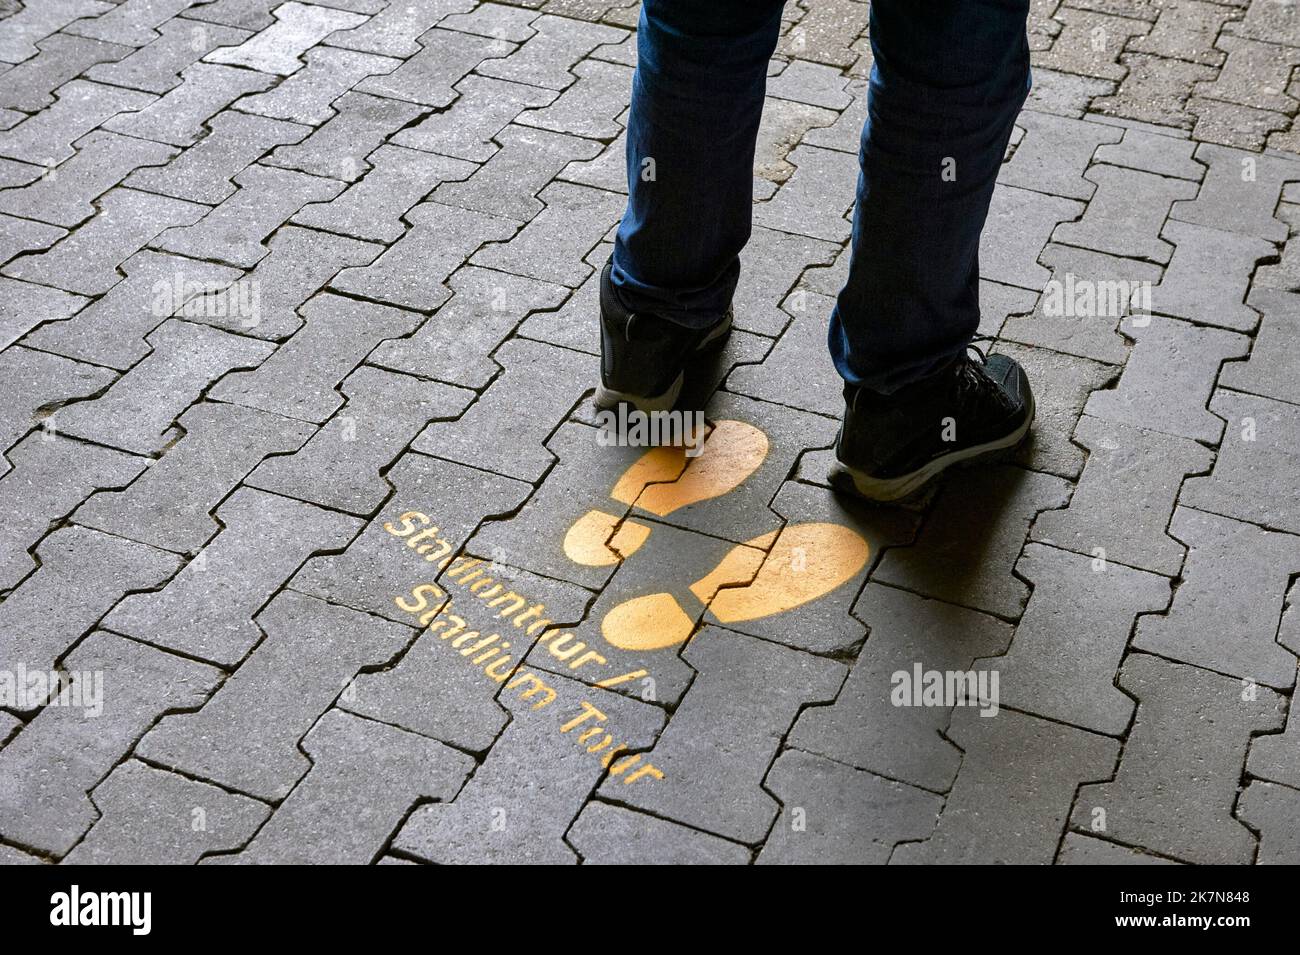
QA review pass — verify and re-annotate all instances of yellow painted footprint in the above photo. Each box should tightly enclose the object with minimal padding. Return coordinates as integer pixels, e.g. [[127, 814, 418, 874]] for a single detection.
[[565, 420, 870, 652]]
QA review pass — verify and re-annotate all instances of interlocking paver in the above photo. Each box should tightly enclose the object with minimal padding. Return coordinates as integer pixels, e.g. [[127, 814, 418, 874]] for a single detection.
[[234, 45, 400, 124], [1196, 34, 1300, 114], [894, 707, 1118, 865], [326, 0, 475, 57], [355, 26, 510, 109], [0, 79, 152, 163], [1024, 66, 1116, 119], [87, 18, 251, 93], [105, 487, 361, 666], [778, 0, 868, 68], [0, 524, 180, 678], [1238, 781, 1300, 864], [205, 0, 368, 74], [103, 62, 274, 146], [0, 346, 114, 465], [752, 144, 856, 243], [1247, 693, 1300, 789], [394, 670, 662, 864], [209, 710, 473, 865], [137, 590, 413, 801], [517, 57, 630, 139], [0, 33, 130, 111], [263, 90, 421, 182], [64, 761, 269, 865], [66, 0, 206, 46], [1132, 506, 1300, 689], [1150, 219, 1274, 331], [0, 631, 221, 856], [475, 13, 624, 91], [737, 225, 840, 337], [1171, 142, 1300, 242], [568, 801, 750, 864], [1127, 0, 1237, 66], [1220, 288, 1300, 403], [0, 433, 146, 590], [758, 749, 942, 864], [1071, 653, 1284, 864], [0, 0, 113, 63], [73, 399, 313, 552], [331, 200, 518, 310], [1032, 6, 1149, 81], [1031, 414, 1213, 575], [991, 542, 1170, 735], [1091, 120, 1204, 179], [981, 184, 1084, 289], [998, 110, 1123, 199], [788, 582, 1012, 791], [1083, 314, 1250, 443], [726, 290, 840, 415], [872, 465, 1072, 619], [1054, 164, 1199, 264], [244, 365, 474, 515], [392, 73, 557, 161], [0, 212, 65, 265], [765, 58, 851, 110], [1057, 833, 1180, 865]]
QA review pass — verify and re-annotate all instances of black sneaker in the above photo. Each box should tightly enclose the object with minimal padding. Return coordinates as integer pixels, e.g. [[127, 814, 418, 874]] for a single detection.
[[596, 261, 732, 412], [830, 348, 1035, 502]]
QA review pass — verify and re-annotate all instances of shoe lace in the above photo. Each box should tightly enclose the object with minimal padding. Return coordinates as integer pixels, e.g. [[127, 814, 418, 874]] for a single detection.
[[954, 344, 1015, 413]]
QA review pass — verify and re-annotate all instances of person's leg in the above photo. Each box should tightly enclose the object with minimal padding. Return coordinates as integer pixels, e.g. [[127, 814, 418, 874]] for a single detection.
[[610, 0, 786, 330], [830, 0, 1032, 393]]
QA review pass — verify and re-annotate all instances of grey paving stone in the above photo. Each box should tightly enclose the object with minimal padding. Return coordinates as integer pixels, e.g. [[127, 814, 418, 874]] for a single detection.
[[1182, 389, 1300, 535], [209, 709, 472, 864], [326, 0, 474, 57], [394, 669, 662, 864], [1197, 34, 1300, 114], [800, 78, 865, 154], [734, 225, 839, 337], [1133, 506, 1300, 690], [292, 144, 475, 243], [470, 180, 622, 286], [754, 98, 837, 189], [0, 276, 87, 350], [342, 559, 591, 751], [789, 582, 1011, 791], [137, 590, 413, 801], [438, 2, 540, 42], [554, 121, 625, 195], [758, 748, 941, 864], [873, 465, 1071, 619], [126, 110, 309, 204], [1238, 781, 1300, 864], [992, 543, 1170, 735], [751, 144, 855, 243], [981, 184, 1084, 289], [1057, 833, 1181, 865], [105, 487, 361, 666], [1191, 95, 1291, 152], [0, 156, 43, 191], [177, 0, 278, 30], [0, 631, 221, 856], [1083, 314, 1250, 444], [999, 244, 1158, 363], [22, 249, 241, 369], [894, 706, 1118, 864], [2, 187, 207, 295], [1053, 164, 1198, 264], [0, 347, 113, 465], [517, 57, 630, 140], [210, 292, 422, 423], [701, 480, 915, 655], [1032, 5, 1149, 81], [0, 212, 64, 266], [1091, 122, 1204, 180], [354, 26, 507, 107], [999, 110, 1123, 199], [372, 265, 568, 387], [1171, 142, 1300, 242], [1072, 653, 1284, 865], [412, 337, 597, 482], [263, 89, 419, 181], [205, 0, 367, 74], [435, 124, 599, 223], [595, 627, 841, 843], [392, 73, 556, 161], [0, 434, 145, 590], [0, 0, 113, 64], [567, 801, 749, 864], [55, 320, 273, 455], [0, 33, 131, 111], [0, 129, 176, 227], [1031, 415, 1212, 576], [1126, 0, 1234, 66], [234, 45, 399, 124], [104, 62, 274, 147], [289, 450, 529, 622], [178, 224, 380, 340], [65, 0, 203, 46], [153, 164, 343, 268], [64, 760, 268, 864], [87, 17, 251, 94], [73, 399, 313, 552], [0, 843, 43, 864], [1220, 287, 1300, 402], [1254, 200, 1300, 292], [778, 0, 868, 68], [513, 241, 609, 352], [1024, 66, 1115, 119], [1247, 693, 1300, 789], [0, 79, 151, 164], [764, 58, 851, 110], [245, 365, 473, 515], [726, 290, 840, 416], [1149, 219, 1274, 332], [0, 525, 179, 682], [1225, 0, 1300, 45], [475, 13, 624, 91], [331, 200, 517, 310]]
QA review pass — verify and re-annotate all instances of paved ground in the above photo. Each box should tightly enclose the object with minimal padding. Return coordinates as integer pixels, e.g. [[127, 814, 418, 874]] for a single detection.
[[0, 0, 1299, 866]]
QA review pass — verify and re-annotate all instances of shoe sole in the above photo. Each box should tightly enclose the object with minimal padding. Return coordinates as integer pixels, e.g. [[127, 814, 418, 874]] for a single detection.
[[594, 312, 733, 414], [829, 392, 1036, 503]]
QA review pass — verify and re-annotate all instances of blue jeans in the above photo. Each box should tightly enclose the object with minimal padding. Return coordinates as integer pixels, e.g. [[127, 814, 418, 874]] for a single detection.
[[610, 0, 1032, 394]]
